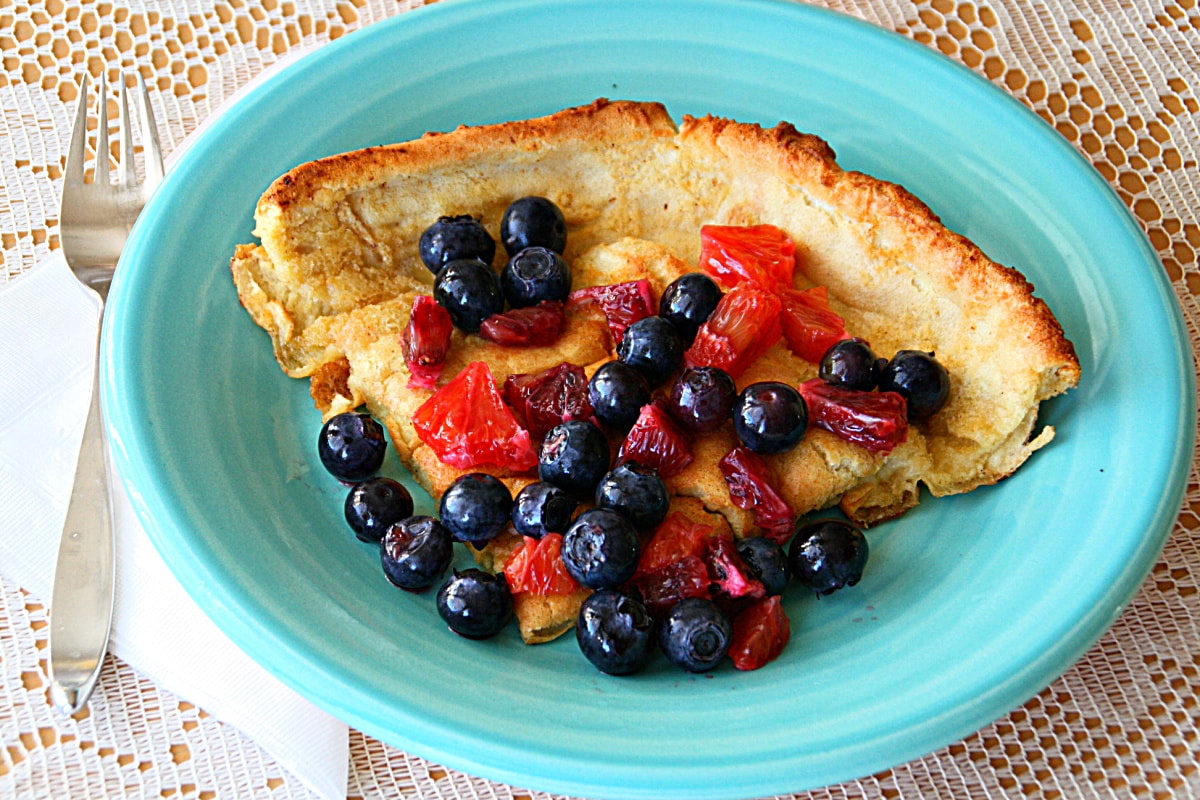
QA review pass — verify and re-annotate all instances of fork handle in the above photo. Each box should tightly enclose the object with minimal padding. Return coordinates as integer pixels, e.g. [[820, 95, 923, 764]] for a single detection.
[[49, 327, 116, 714]]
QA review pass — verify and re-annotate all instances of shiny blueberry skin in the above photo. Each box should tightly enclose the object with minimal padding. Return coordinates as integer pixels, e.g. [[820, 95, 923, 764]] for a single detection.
[[436, 569, 513, 639], [736, 536, 791, 596], [380, 515, 454, 591], [432, 258, 504, 332], [659, 273, 723, 344], [616, 316, 684, 387], [539, 419, 611, 499], [317, 412, 387, 482], [788, 519, 869, 596], [418, 215, 496, 275], [588, 361, 651, 430], [511, 481, 578, 539], [732, 382, 808, 454], [659, 597, 732, 673], [500, 246, 572, 308], [344, 477, 414, 543], [667, 366, 737, 433], [576, 590, 657, 675], [438, 473, 513, 546], [500, 196, 567, 255], [561, 508, 641, 590], [594, 463, 669, 533], [819, 338, 880, 392], [877, 350, 951, 420]]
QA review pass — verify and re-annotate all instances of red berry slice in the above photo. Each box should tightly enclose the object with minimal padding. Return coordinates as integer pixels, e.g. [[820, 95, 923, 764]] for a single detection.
[[412, 361, 538, 471], [623, 554, 711, 618], [635, 512, 719, 578], [503, 533, 580, 596], [503, 362, 593, 443], [617, 399, 694, 478], [779, 286, 848, 363], [567, 279, 655, 346], [400, 295, 453, 389], [718, 446, 793, 544], [797, 378, 908, 455], [479, 300, 565, 347], [684, 285, 782, 379], [729, 595, 791, 671], [699, 224, 796, 291], [705, 533, 766, 602]]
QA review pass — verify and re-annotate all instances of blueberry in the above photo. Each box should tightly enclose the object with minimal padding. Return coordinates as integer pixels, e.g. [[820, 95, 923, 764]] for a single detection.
[[436, 569, 513, 639], [594, 463, 669, 533], [511, 481, 578, 539], [788, 519, 869, 596], [438, 473, 512, 546], [433, 258, 504, 332], [418, 215, 496, 275], [538, 420, 611, 499], [616, 316, 684, 387], [500, 246, 572, 308], [588, 361, 651, 430], [659, 273, 723, 344], [659, 597, 732, 673], [317, 412, 387, 482], [561, 508, 641, 589], [877, 350, 951, 420], [344, 476, 414, 543], [576, 590, 657, 675], [819, 338, 880, 392], [667, 366, 737, 433], [500, 196, 567, 255], [380, 515, 453, 591], [736, 536, 790, 596], [732, 382, 808, 454]]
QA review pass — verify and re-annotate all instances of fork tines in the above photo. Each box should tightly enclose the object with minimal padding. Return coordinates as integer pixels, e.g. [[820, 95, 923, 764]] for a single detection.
[[66, 72, 164, 195]]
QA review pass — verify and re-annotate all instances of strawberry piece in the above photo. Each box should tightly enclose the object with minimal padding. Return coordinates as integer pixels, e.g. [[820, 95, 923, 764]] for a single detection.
[[705, 533, 766, 602], [635, 512, 719, 578], [479, 300, 565, 347], [684, 285, 782, 379], [624, 554, 711, 618], [412, 361, 538, 471], [797, 378, 908, 455], [503, 533, 580, 596], [567, 279, 655, 346], [503, 362, 593, 442], [617, 399, 694, 478], [699, 224, 796, 291], [718, 446, 794, 544], [779, 287, 848, 363], [400, 295, 453, 389], [729, 595, 791, 671]]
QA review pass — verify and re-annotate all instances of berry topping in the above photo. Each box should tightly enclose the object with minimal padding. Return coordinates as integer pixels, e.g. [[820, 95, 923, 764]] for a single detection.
[[732, 381, 808, 454], [594, 463, 670, 533], [344, 476, 414, 543], [433, 258, 504, 333], [317, 412, 387, 482], [436, 569, 513, 639], [478, 300, 565, 347], [419, 215, 496, 275], [666, 366, 737, 434], [412, 361, 538, 472], [718, 446, 793, 544], [705, 533, 766, 603], [729, 595, 791, 671], [617, 399, 694, 478], [502, 533, 580, 596], [380, 515, 454, 592], [511, 481, 578, 539], [779, 286, 848, 363], [698, 223, 796, 291], [625, 555, 712, 619], [588, 360, 651, 430], [819, 337, 880, 392], [567, 279, 655, 347], [797, 378, 908, 455], [684, 284, 782, 379], [438, 472, 513, 546], [576, 590, 657, 676], [788, 518, 869, 596], [659, 272, 723, 344], [400, 295, 454, 389], [502, 362, 593, 443], [634, 512, 717, 578], [877, 350, 951, 420], [658, 597, 732, 673], [616, 315, 684, 387], [500, 196, 567, 255], [500, 246, 572, 307], [736, 536, 791, 596], [561, 508, 641, 590], [538, 419, 611, 498]]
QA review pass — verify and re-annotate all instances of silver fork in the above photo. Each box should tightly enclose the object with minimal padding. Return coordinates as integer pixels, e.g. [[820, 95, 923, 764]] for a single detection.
[[49, 72, 163, 714]]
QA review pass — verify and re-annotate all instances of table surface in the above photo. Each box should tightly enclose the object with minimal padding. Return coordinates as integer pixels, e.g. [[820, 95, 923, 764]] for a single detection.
[[2, 0, 1199, 798]]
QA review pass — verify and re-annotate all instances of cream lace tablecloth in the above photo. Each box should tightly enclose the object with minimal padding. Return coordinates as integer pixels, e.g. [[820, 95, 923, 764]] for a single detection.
[[2, 0, 1198, 798]]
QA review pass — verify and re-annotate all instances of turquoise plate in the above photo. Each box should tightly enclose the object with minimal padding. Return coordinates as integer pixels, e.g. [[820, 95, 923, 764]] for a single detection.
[[103, 0, 1195, 797]]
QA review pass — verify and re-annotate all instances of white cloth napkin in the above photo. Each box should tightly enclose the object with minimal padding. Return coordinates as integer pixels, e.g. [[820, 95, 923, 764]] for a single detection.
[[0, 51, 349, 800]]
